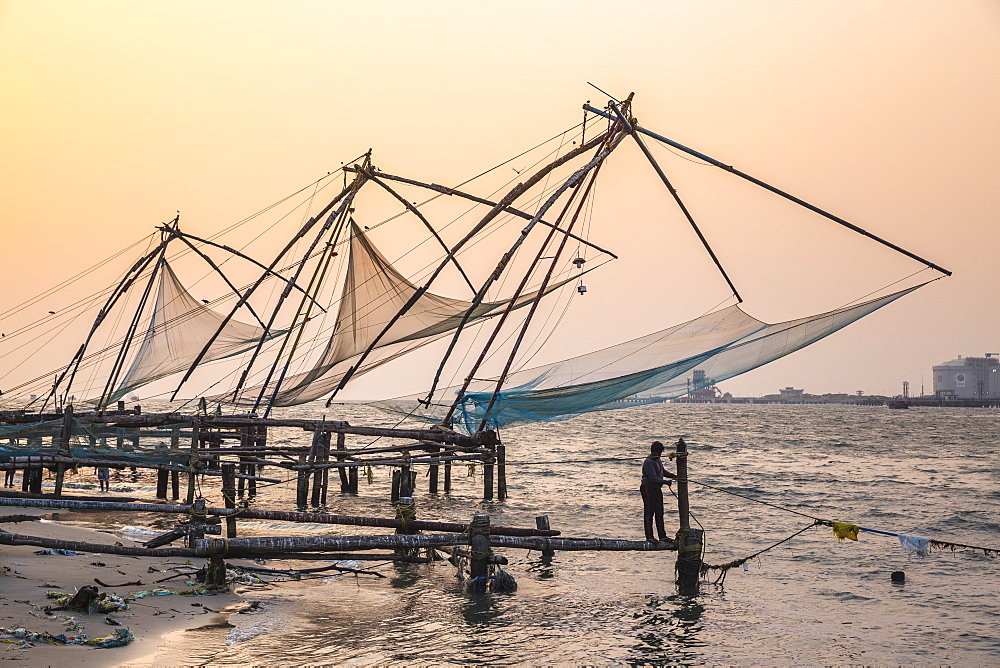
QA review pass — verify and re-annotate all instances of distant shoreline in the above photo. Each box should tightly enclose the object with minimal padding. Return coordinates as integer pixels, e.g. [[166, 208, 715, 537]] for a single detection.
[[668, 397, 1000, 407]]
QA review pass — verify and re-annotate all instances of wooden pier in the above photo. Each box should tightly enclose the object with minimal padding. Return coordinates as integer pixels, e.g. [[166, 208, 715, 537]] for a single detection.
[[1, 407, 700, 595]]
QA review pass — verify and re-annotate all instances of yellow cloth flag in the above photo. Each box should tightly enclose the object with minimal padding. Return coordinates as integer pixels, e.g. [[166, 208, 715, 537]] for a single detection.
[[831, 521, 860, 541]]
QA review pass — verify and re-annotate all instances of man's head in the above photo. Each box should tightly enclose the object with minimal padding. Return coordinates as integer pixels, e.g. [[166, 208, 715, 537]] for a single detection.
[[650, 441, 664, 456]]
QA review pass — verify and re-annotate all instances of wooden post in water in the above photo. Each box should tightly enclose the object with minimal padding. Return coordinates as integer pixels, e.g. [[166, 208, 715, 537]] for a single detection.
[[309, 432, 322, 507], [187, 497, 207, 548], [468, 514, 491, 592], [169, 430, 181, 500], [20, 456, 30, 492], [483, 447, 495, 501], [54, 405, 73, 498], [348, 464, 358, 493], [429, 445, 440, 494], [400, 462, 412, 498], [310, 432, 329, 507], [319, 431, 330, 506], [336, 432, 349, 493], [535, 515, 555, 560], [395, 496, 417, 558], [221, 462, 238, 538], [206, 541, 227, 588], [29, 457, 42, 495], [497, 444, 507, 501], [296, 452, 309, 508], [390, 470, 401, 504], [156, 470, 169, 500], [673, 438, 702, 595], [186, 421, 200, 505], [237, 428, 248, 498]]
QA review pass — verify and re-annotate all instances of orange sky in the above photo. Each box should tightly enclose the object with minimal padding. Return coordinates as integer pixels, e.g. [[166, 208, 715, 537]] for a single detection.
[[1, 1, 998, 401]]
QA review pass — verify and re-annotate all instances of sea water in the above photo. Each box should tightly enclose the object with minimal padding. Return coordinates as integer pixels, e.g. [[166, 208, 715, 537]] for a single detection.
[[114, 403, 998, 665]]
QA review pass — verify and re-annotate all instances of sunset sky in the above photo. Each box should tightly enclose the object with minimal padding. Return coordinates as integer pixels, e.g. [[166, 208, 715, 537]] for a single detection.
[[1, 1, 997, 402]]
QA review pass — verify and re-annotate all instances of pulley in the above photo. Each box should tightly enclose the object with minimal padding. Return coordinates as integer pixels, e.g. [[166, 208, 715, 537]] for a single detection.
[[573, 257, 586, 268], [577, 284, 587, 295]]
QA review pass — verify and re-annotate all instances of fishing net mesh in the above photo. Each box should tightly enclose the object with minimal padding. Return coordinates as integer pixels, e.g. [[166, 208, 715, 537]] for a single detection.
[[373, 286, 921, 432]]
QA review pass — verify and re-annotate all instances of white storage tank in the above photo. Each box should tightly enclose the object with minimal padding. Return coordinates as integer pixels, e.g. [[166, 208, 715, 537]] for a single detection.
[[932, 354, 1000, 399]]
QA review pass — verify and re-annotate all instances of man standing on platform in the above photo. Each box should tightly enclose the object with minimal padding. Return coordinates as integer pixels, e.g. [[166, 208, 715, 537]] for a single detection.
[[640, 441, 675, 542]]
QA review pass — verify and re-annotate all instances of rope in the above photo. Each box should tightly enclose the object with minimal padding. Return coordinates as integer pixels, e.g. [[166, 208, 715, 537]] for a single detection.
[[395, 501, 416, 533], [701, 521, 821, 586], [688, 478, 822, 521], [209, 536, 229, 557]]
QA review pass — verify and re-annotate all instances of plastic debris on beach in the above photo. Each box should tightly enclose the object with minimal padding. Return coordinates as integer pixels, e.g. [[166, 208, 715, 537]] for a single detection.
[[33, 549, 85, 556], [46, 590, 129, 614], [128, 588, 174, 598], [0, 625, 134, 649]]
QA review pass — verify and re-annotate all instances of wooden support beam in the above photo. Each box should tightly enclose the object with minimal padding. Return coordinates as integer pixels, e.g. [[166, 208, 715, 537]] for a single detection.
[[0, 497, 561, 536], [483, 449, 495, 501], [221, 462, 237, 538], [497, 444, 507, 501], [336, 432, 349, 492], [468, 514, 491, 592], [673, 437, 701, 595], [186, 497, 207, 549], [54, 405, 72, 498], [186, 421, 199, 504], [429, 445, 440, 494], [296, 451, 309, 508], [156, 470, 169, 500], [535, 515, 555, 560]]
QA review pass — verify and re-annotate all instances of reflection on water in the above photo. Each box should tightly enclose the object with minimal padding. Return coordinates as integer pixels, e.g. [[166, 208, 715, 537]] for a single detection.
[[629, 595, 707, 664], [121, 403, 998, 665]]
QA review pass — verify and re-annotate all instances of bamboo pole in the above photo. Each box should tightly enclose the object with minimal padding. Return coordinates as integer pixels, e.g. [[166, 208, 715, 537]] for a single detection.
[[193, 533, 675, 556], [0, 497, 561, 536], [261, 552, 431, 563], [0, 531, 198, 557], [0, 457, 279, 483], [7, 413, 491, 448]]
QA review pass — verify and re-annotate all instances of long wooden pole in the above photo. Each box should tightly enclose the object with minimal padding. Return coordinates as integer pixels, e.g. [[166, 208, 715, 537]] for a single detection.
[[193, 533, 675, 555], [610, 103, 742, 303], [0, 497, 559, 536], [673, 437, 702, 595], [584, 103, 952, 277]]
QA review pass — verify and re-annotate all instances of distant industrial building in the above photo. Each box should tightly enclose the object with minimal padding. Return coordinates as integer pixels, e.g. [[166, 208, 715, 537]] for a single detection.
[[932, 354, 999, 400], [779, 387, 805, 401]]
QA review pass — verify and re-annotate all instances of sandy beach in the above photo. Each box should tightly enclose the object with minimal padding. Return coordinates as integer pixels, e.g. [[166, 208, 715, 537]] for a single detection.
[[0, 507, 242, 666]]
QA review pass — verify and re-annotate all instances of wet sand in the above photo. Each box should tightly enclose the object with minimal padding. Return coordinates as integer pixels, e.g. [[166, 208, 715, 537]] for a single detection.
[[0, 508, 240, 665]]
